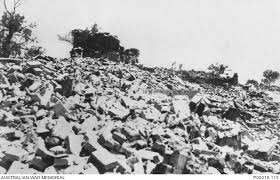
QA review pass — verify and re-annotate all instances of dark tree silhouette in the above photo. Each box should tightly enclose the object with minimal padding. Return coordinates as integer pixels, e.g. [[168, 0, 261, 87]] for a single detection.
[[262, 69, 280, 87], [0, 0, 41, 58], [58, 23, 140, 63], [208, 63, 229, 76]]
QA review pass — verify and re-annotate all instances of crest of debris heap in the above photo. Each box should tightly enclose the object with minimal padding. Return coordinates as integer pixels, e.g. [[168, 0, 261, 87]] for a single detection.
[[1, 56, 280, 174]]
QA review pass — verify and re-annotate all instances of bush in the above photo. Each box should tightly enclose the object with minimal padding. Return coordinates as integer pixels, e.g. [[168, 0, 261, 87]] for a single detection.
[[262, 69, 280, 87], [208, 63, 229, 76], [0, 0, 39, 58], [59, 24, 140, 63]]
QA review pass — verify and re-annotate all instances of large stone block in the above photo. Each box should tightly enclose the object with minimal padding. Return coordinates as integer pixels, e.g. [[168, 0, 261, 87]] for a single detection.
[[89, 148, 120, 173]]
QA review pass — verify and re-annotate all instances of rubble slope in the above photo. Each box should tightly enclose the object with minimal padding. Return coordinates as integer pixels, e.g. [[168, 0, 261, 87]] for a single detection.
[[0, 57, 280, 174]]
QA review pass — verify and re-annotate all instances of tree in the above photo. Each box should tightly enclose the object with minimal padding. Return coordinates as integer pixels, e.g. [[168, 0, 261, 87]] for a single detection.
[[59, 23, 141, 63], [246, 79, 259, 87], [58, 23, 124, 58], [0, 0, 38, 58], [123, 48, 140, 64], [208, 63, 229, 76], [58, 24, 100, 48], [262, 69, 280, 87]]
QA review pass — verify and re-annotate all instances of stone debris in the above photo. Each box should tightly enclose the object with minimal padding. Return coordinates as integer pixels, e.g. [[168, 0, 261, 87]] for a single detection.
[[89, 148, 120, 173], [0, 56, 280, 174]]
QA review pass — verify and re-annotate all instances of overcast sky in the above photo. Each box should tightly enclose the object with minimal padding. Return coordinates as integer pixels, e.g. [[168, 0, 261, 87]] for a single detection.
[[3, 0, 280, 83]]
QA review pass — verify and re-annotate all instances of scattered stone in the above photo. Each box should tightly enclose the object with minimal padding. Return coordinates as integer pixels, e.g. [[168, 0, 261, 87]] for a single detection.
[[4, 147, 28, 162], [30, 157, 49, 172], [152, 163, 173, 174], [151, 142, 166, 154], [169, 150, 191, 170], [112, 132, 127, 145], [45, 136, 61, 147], [65, 134, 84, 155], [133, 162, 145, 174], [51, 116, 73, 140], [206, 167, 221, 174], [52, 102, 69, 116], [44, 166, 58, 174], [0, 166, 7, 174], [82, 164, 99, 174], [0, 56, 279, 174], [136, 150, 163, 163], [7, 161, 29, 174], [89, 148, 120, 173], [223, 107, 241, 121], [29, 81, 42, 92], [247, 138, 277, 161], [141, 106, 161, 122], [27, 61, 42, 68]]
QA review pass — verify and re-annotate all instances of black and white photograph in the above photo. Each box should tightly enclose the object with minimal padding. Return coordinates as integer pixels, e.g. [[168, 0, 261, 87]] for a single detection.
[[0, 0, 280, 177]]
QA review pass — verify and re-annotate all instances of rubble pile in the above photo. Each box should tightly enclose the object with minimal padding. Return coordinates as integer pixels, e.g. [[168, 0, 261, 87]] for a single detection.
[[0, 57, 280, 174], [179, 69, 238, 87]]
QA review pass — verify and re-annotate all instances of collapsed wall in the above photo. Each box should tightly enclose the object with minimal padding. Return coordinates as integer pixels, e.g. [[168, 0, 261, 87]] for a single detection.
[[0, 56, 280, 174]]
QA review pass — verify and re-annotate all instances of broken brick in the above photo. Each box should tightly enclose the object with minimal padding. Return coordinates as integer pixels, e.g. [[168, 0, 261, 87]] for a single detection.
[[89, 148, 120, 173], [27, 61, 42, 68], [136, 150, 163, 163], [169, 150, 191, 170], [152, 163, 172, 174], [4, 147, 28, 162], [30, 157, 49, 172], [65, 134, 83, 155], [52, 102, 69, 116], [112, 132, 127, 145]]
